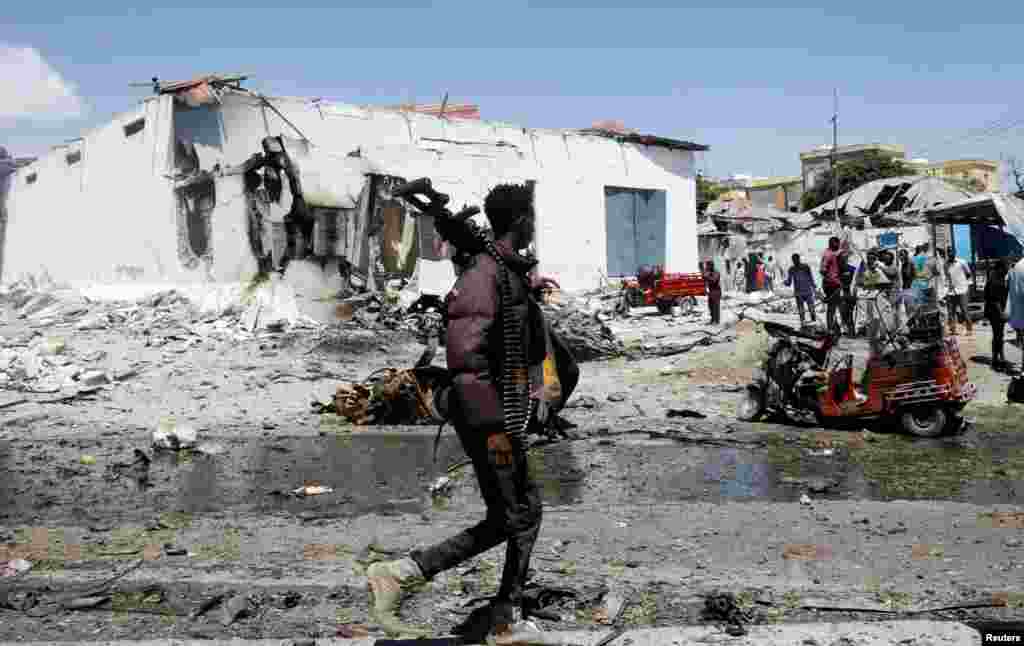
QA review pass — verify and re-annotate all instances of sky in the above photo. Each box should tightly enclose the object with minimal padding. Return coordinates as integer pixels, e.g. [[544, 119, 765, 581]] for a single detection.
[[3, 0, 1024, 188]]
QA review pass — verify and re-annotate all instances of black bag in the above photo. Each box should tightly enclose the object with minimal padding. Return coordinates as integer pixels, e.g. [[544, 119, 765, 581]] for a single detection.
[[1009, 376, 1024, 404]]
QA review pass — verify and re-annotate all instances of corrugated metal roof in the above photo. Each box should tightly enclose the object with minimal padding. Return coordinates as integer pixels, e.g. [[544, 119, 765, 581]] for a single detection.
[[388, 103, 481, 120]]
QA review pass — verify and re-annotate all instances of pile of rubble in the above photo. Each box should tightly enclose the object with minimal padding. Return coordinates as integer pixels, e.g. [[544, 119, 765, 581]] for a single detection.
[[541, 295, 625, 362]]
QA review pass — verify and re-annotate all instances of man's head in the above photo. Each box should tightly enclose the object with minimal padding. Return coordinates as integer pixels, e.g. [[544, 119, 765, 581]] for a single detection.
[[936, 248, 947, 260], [866, 251, 878, 268], [900, 248, 909, 260], [829, 236, 840, 251], [879, 250, 894, 265], [946, 247, 955, 261], [483, 183, 535, 247], [792, 253, 801, 266], [705, 260, 715, 272]]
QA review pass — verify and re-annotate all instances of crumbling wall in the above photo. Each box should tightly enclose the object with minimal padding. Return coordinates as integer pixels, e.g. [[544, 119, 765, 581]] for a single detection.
[[214, 92, 698, 292]]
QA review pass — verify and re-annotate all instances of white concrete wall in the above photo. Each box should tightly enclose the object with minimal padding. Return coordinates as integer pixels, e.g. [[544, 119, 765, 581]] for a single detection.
[[4, 90, 699, 294], [4, 96, 186, 286], [215, 92, 699, 291]]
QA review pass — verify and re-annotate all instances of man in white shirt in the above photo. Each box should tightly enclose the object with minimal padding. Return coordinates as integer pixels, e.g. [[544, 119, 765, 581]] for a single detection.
[[945, 248, 973, 336]]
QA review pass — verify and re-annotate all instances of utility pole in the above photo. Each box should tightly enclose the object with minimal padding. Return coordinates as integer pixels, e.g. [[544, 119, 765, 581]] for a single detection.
[[830, 89, 840, 231]]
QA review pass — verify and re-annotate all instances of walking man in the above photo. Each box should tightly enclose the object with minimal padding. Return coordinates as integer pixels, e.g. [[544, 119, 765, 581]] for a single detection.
[[984, 260, 1009, 371], [704, 260, 722, 325], [945, 248, 973, 336], [821, 236, 842, 333], [366, 184, 546, 640], [784, 253, 817, 326]]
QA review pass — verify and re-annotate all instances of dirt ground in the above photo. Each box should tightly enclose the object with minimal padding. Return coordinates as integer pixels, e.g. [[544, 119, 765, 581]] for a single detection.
[[1, 290, 1023, 642]]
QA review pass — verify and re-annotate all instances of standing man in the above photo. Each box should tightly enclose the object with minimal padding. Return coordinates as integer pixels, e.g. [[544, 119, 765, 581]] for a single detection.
[[898, 248, 916, 325], [839, 248, 858, 336], [855, 251, 890, 330], [911, 244, 942, 336], [984, 260, 1010, 371], [704, 260, 722, 325], [367, 184, 546, 640], [878, 250, 902, 331], [945, 248, 973, 336], [1007, 257, 1024, 374], [821, 236, 843, 333], [784, 253, 817, 326]]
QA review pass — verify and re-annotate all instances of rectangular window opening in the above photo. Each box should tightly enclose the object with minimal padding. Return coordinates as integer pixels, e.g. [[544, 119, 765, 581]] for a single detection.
[[124, 118, 145, 137], [66, 150, 82, 166], [26, 172, 38, 185]]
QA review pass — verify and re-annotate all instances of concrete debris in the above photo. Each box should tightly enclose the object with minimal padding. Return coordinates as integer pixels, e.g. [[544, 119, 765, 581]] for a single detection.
[[292, 484, 333, 496], [219, 593, 252, 626], [543, 302, 625, 362], [195, 441, 228, 456], [152, 419, 198, 450], [429, 476, 453, 497]]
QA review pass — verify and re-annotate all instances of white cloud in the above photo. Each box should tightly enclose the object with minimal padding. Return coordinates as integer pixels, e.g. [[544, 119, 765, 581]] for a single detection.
[[0, 45, 84, 120]]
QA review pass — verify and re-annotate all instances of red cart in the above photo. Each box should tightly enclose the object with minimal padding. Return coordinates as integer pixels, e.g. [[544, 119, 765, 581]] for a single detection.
[[619, 265, 707, 315]]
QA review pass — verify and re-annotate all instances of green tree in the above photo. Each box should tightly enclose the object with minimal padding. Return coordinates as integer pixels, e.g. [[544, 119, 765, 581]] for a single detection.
[[800, 151, 910, 211], [944, 176, 986, 193], [697, 175, 727, 206]]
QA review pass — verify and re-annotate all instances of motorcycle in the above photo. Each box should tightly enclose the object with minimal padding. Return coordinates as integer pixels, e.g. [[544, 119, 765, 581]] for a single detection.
[[737, 292, 976, 437]]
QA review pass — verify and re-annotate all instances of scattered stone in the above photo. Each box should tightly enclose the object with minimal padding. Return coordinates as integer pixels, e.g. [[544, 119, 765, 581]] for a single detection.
[[194, 441, 227, 456], [429, 476, 453, 497], [78, 370, 109, 387], [1005, 537, 1023, 548], [293, 484, 333, 497], [800, 494, 813, 505], [152, 420, 198, 450], [220, 594, 251, 626], [566, 395, 599, 409], [607, 392, 628, 403]]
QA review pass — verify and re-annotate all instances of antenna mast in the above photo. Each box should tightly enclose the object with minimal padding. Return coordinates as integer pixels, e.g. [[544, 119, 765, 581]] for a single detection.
[[830, 89, 840, 230]]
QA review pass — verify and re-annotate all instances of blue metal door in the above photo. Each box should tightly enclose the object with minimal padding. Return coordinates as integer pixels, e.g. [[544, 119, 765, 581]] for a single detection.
[[604, 187, 666, 276], [635, 189, 666, 269], [605, 188, 637, 277]]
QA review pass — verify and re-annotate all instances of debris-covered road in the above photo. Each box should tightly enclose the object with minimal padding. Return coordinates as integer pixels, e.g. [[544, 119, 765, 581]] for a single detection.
[[1, 284, 1022, 643]]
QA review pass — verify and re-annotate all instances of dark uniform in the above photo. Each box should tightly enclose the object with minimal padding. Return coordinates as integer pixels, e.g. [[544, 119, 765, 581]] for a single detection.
[[410, 239, 543, 624]]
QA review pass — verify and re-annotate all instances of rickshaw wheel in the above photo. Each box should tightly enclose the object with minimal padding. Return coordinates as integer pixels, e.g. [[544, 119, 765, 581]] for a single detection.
[[900, 406, 948, 438]]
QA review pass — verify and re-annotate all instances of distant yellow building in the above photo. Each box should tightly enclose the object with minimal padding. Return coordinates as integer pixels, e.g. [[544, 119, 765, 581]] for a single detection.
[[905, 158, 1000, 192]]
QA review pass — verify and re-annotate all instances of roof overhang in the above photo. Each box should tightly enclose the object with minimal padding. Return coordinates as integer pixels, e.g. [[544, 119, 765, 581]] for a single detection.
[[577, 128, 709, 152]]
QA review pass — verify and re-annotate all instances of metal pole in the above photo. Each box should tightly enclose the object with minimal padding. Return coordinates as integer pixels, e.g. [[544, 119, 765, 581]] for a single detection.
[[832, 89, 840, 231]]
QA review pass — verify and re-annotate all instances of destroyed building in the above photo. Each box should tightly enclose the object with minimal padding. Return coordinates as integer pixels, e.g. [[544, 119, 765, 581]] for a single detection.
[[2, 75, 708, 305], [698, 175, 975, 291]]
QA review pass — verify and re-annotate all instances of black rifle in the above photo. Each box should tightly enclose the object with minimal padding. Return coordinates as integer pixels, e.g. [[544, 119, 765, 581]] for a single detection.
[[390, 177, 487, 258]]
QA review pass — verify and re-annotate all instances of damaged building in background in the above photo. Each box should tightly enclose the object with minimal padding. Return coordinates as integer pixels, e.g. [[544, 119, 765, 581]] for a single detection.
[[3, 75, 707, 315], [699, 175, 974, 292]]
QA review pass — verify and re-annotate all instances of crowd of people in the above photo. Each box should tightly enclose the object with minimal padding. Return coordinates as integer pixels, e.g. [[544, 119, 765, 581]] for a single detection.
[[702, 237, 1024, 376]]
